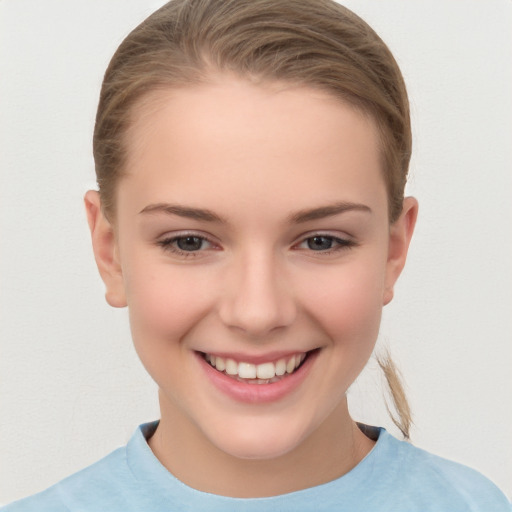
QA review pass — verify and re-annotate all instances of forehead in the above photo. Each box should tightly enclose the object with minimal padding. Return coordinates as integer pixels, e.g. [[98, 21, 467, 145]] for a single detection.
[[119, 77, 387, 218]]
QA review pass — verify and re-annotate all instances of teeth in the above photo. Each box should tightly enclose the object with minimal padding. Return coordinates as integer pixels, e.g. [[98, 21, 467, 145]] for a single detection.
[[286, 355, 296, 374], [225, 358, 238, 375], [238, 362, 257, 379], [256, 362, 275, 379], [206, 352, 306, 381], [275, 359, 286, 376], [215, 357, 225, 372]]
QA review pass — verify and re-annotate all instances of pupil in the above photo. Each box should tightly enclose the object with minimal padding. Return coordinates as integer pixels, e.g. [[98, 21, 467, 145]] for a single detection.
[[177, 236, 203, 251], [308, 236, 332, 250]]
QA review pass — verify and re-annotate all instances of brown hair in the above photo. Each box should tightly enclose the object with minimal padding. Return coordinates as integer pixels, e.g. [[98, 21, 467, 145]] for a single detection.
[[93, 0, 413, 437]]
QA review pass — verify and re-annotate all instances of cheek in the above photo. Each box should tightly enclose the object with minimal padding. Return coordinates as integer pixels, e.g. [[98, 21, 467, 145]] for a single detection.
[[123, 262, 214, 355], [303, 263, 385, 394], [299, 260, 385, 346]]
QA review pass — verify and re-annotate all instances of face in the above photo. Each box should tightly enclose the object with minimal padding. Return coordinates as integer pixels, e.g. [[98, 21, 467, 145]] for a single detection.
[[87, 77, 416, 463]]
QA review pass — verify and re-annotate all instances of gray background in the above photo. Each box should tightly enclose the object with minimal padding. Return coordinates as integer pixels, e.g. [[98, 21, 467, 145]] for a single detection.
[[1, 0, 511, 503]]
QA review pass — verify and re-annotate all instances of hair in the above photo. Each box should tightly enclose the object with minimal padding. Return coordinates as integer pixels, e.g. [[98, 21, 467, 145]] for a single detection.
[[93, 0, 413, 438]]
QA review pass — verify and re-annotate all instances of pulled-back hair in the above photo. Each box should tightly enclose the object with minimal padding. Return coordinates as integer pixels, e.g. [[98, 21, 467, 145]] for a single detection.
[[93, 0, 413, 438]]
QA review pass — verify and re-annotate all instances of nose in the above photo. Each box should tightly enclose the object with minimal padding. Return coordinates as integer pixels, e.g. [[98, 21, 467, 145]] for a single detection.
[[218, 249, 297, 338]]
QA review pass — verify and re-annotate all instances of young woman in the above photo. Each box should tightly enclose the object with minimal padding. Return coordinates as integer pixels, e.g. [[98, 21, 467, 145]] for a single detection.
[[2, 1, 510, 510]]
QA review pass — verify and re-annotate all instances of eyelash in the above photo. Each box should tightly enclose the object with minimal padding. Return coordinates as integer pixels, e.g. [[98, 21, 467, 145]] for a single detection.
[[156, 233, 215, 258], [156, 233, 356, 258], [295, 234, 357, 255]]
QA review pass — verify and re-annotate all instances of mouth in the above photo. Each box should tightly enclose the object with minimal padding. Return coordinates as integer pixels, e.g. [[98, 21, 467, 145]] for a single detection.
[[201, 351, 312, 384], [197, 349, 319, 403]]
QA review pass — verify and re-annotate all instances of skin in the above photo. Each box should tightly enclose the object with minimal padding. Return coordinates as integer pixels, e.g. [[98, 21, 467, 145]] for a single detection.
[[85, 76, 417, 497]]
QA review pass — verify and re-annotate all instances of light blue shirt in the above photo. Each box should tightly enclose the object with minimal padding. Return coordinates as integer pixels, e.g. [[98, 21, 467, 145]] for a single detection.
[[3, 421, 510, 511]]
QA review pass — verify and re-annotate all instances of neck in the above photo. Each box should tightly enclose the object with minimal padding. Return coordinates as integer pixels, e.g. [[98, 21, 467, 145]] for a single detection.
[[148, 393, 375, 498]]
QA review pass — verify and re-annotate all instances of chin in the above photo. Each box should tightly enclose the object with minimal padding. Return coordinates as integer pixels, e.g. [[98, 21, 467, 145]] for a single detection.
[[205, 418, 310, 461]]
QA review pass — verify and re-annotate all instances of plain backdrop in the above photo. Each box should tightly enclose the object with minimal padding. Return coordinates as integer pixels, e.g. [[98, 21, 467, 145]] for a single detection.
[[1, 0, 511, 504]]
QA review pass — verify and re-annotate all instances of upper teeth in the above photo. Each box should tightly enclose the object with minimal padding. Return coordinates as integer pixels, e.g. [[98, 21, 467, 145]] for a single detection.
[[205, 353, 306, 380]]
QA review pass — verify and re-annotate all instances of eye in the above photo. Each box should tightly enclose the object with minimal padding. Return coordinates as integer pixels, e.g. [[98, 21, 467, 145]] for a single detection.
[[296, 234, 356, 253], [175, 236, 206, 251], [306, 236, 336, 251], [157, 233, 217, 256]]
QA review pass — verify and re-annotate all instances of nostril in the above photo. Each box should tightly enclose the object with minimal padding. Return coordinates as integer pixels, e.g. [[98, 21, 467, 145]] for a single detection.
[[216, 262, 297, 335], [218, 296, 297, 336]]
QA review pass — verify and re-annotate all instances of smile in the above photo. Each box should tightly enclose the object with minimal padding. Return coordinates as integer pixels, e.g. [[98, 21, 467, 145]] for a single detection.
[[197, 349, 319, 403], [203, 352, 307, 384]]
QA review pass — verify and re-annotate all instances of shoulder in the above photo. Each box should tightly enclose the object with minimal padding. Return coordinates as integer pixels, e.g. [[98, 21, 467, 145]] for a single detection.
[[0, 445, 136, 512], [377, 430, 511, 511], [0, 422, 166, 512]]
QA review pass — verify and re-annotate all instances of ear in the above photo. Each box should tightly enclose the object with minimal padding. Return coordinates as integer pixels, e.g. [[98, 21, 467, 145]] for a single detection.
[[383, 197, 418, 305], [84, 190, 127, 308]]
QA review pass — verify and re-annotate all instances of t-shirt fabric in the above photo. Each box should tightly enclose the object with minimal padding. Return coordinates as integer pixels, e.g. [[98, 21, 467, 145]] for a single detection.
[[2, 421, 510, 511]]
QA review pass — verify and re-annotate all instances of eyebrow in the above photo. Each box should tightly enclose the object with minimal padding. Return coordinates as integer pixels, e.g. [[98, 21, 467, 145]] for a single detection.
[[288, 202, 372, 223], [139, 201, 371, 224], [139, 203, 226, 223]]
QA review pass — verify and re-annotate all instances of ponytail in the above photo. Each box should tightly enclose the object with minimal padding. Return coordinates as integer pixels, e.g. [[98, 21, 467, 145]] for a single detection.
[[377, 350, 412, 439]]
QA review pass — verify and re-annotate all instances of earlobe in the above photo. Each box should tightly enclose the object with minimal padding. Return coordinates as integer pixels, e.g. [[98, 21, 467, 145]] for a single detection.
[[383, 197, 418, 305], [84, 191, 127, 308]]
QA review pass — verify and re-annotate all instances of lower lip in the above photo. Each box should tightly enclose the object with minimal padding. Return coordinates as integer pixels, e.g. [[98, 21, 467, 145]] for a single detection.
[[196, 350, 318, 404]]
